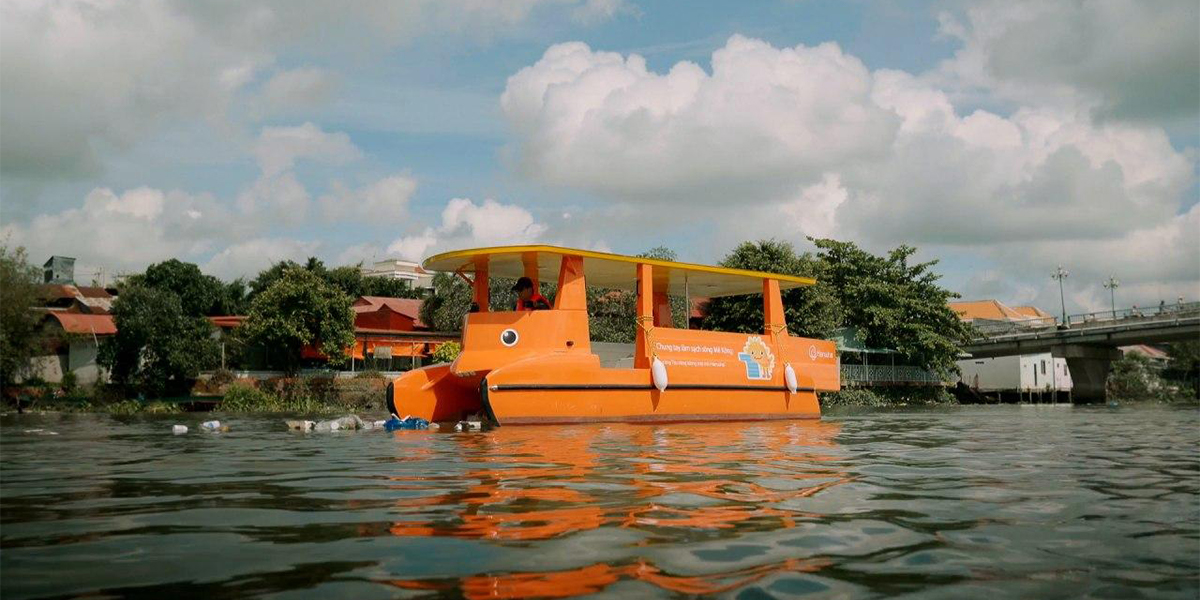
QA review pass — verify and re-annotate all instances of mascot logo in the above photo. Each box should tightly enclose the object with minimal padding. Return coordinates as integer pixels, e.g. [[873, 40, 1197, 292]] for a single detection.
[[737, 336, 775, 380]]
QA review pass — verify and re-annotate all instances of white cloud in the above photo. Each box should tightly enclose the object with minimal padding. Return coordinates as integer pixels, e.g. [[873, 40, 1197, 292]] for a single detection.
[[254, 68, 336, 114], [319, 175, 418, 224], [780, 173, 848, 240], [252, 122, 361, 177], [502, 36, 898, 202], [0, 0, 624, 182], [572, 0, 634, 25], [935, 0, 1199, 123], [502, 33, 1198, 310], [386, 198, 549, 261], [203, 238, 322, 280], [0, 0, 270, 179], [236, 172, 311, 225], [0, 186, 239, 271]]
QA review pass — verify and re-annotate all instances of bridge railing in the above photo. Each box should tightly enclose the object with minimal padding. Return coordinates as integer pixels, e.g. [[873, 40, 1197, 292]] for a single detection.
[[840, 364, 946, 386], [970, 301, 1200, 340], [1063, 301, 1200, 327], [971, 317, 1057, 336]]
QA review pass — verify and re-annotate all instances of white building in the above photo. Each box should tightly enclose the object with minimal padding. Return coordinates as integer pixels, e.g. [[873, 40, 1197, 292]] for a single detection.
[[957, 353, 1073, 394], [950, 299, 1074, 398], [28, 313, 115, 385], [360, 259, 433, 289]]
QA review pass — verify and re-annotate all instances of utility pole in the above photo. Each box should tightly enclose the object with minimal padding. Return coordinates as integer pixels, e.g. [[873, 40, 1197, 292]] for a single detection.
[[1052, 265, 1069, 325], [1103, 275, 1119, 320]]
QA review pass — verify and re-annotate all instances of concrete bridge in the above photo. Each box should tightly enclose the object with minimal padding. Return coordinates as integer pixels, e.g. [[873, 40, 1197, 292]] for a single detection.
[[962, 302, 1200, 402]]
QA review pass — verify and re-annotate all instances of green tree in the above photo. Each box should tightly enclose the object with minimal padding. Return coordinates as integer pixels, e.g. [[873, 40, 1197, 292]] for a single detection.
[[419, 273, 526, 332], [127, 259, 236, 316], [701, 240, 842, 339], [250, 257, 422, 301], [98, 285, 219, 397], [218, 278, 249, 315], [0, 245, 47, 388], [239, 268, 356, 373], [1163, 340, 1200, 399], [587, 287, 638, 342], [811, 238, 971, 375], [584, 247, 688, 343], [431, 341, 462, 363], [1107, 353, 1162, 401]]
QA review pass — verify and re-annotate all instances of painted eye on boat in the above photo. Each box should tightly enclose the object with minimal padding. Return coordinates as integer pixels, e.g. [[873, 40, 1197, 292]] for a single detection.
[[500, 329, 519, 347]]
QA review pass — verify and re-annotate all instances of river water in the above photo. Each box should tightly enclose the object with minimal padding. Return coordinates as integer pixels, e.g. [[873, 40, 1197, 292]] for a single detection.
[[2, 406, 1197, 599]]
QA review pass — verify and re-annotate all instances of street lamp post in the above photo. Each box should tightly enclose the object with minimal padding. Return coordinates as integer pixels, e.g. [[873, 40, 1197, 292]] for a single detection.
[[1052, 265, 1069, 325], [1103, 276, 1119, 320]]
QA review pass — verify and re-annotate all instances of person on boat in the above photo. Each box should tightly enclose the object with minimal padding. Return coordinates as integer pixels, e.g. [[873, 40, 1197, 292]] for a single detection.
[[512, 277, 550, 311]]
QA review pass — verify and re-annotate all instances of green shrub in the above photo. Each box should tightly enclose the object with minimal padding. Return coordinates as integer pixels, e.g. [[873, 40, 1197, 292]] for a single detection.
[[220, 383, 280, 412], [60, 372, 78, 393], [1107, 354, 1198, 404], [335, 378, 385, 411], [431, 341, 462, 364], [820, 388, 887, 407], [209, 368, 235, 387], [106, 399, 143, 415], [820, 386, 955, 407], [355, 369, 385, 379], [142, 400, 182, 414]]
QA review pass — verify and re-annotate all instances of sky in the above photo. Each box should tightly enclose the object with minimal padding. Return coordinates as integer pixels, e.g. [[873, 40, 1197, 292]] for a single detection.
[[2, 0, 1197, 316]]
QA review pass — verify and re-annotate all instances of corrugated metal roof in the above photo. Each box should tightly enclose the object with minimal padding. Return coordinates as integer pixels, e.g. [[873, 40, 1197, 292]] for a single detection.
[[75, 286, 113, 299], [47, 313, 116, 335]]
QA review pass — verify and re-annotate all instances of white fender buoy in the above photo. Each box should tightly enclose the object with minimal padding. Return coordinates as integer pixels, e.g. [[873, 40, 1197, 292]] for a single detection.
[[651, 357, 668, 392], [784, 363, 798, 394]]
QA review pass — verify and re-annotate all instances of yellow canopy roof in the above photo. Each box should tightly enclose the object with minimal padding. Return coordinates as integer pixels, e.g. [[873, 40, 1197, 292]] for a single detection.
[[422, 245, 816, 298]]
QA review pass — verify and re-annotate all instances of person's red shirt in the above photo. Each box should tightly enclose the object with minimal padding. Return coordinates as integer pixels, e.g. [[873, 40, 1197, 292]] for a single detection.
[[516, 293, 551, 311]]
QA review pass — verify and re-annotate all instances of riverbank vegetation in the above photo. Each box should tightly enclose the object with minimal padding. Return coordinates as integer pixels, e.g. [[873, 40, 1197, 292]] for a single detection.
[[1108, 345, 1199, 404], [819, 387, 956, 407], [1, 245, 49, 390], [5, 239, 1190, 412]]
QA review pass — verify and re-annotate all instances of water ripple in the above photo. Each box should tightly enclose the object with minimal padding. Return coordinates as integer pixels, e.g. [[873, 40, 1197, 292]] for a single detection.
[[2, 406, 1198, 599]]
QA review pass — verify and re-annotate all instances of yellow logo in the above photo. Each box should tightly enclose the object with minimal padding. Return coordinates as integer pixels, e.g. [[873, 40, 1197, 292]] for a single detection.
[[737, 336, 775, 380]]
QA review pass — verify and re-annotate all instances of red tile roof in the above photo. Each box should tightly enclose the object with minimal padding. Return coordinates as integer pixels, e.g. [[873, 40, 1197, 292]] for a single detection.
[[949, 300, 1030, 321], [356, 296, 425, 327], [75, 286, 113, 299], [209, 316, 246, 328], [1012, 305, 1052, 319], [1121, 344, 1169, 360], [46, 313, 116, 335]]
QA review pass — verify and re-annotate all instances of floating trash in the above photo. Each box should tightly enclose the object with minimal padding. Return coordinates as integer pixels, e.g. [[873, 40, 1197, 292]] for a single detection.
[[172, 425, 188, 435], [200, 420, 221, 431], [384, 416, 429, 431]]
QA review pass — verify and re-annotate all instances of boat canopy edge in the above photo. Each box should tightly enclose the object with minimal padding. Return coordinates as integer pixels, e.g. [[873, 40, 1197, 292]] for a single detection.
[[422, 245, 816, 298]]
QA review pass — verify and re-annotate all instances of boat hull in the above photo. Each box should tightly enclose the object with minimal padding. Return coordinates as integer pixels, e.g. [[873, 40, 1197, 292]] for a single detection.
[[389, 357, 824, 426], [483, 385, 820, 425]]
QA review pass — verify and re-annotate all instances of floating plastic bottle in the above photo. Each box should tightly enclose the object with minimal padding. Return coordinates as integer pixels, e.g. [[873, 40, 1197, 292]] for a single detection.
[[201, 420, 221, 431], [172, 425, 188, 435]]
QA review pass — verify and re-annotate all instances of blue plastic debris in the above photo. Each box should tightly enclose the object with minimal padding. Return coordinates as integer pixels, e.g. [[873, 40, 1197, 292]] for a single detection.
[[384, 415, 429, 431]]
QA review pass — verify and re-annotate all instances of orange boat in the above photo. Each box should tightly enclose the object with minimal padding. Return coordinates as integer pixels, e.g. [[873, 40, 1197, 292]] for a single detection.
[[385, 245, 839, 425]]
